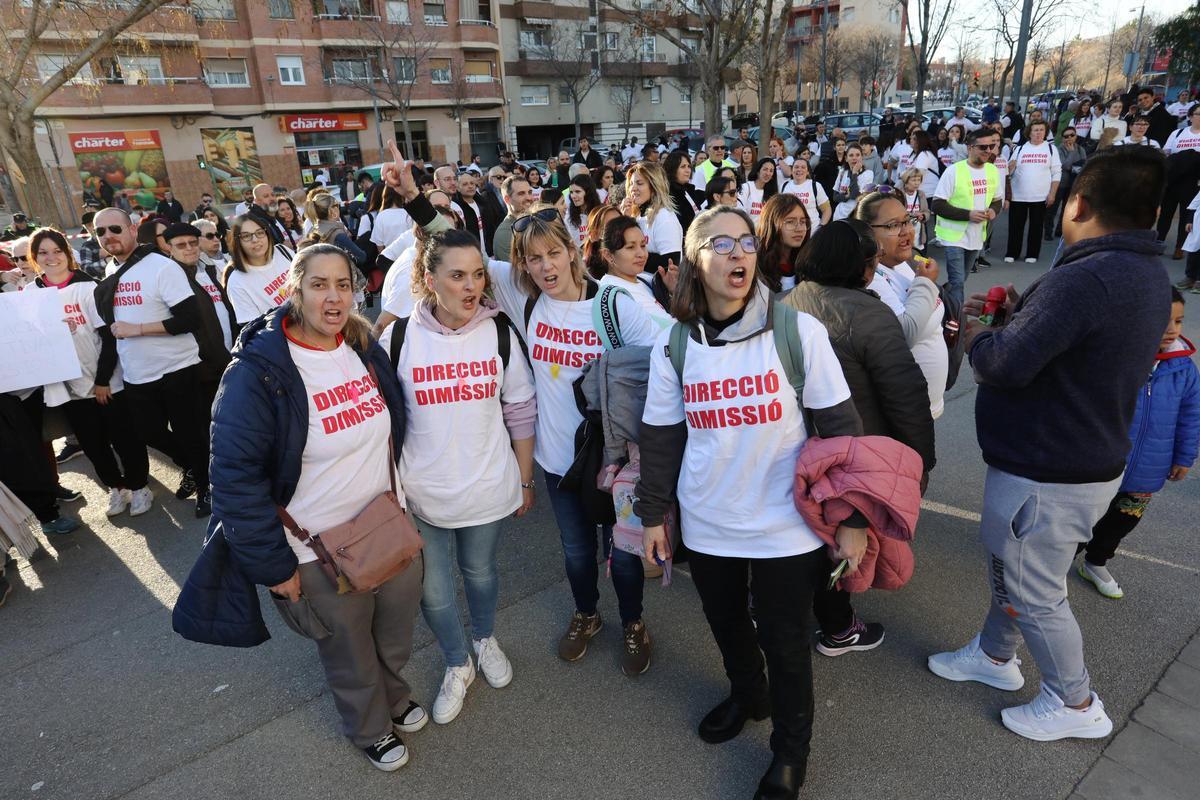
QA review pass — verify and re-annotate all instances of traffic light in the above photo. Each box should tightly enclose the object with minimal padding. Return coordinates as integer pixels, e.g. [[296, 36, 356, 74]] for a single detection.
[[973, 71, 981, 90]]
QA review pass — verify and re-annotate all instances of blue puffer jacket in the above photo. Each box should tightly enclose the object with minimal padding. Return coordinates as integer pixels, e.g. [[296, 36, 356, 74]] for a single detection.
[[172, 304, 406, 647], [1121, 336, 1200, 493]]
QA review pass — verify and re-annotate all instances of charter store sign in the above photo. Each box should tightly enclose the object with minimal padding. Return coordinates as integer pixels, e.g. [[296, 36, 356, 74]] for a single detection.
[[280, 113, 366, 133]]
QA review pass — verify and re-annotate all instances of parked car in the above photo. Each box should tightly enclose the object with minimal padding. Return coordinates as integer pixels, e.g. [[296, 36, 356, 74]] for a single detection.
[[922, 107, 983, 129], [821, 112, 883, 140], [723, 124, 792, 152], [517, 159, 549, 176]]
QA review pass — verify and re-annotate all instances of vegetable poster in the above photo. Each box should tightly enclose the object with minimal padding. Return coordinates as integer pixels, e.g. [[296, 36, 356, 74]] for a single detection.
[[70, 130, 170, 209], [199, 127, 262, 202]]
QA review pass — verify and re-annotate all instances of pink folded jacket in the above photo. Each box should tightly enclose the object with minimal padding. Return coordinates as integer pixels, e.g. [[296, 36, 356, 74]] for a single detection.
[[793, 435, 924, 592]]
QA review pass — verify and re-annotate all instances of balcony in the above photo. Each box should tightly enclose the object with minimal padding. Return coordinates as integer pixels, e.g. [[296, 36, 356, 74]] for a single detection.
[[41, 78, 214, 114]]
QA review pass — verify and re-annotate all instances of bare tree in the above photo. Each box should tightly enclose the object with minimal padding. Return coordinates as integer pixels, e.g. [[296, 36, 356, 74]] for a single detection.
[[0, 0, 179, 225], [752, 0, 794, 121], [442, 61, 473, 165], [605, 24, 645, 145], [1027, 38, 1048, 94], [847, 28, 900, 111], [981, 0, 1074, 104], [599, 0, 761, 137], [1047, 39, 1073, 92], [803, 27, 846, 111], [527, 20, 603, 142], [896, 0, 956, 115]]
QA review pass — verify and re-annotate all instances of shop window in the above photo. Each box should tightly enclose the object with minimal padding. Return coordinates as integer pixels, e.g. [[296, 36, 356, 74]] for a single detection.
[[205, 58, 250, 88], [268, 0, 294, 18], [37, 54, 93, 84], [521, 85, 550, 106], [276, 55, 305, 86], [387, 1, 411, 23], [430, 59, 451, 84]]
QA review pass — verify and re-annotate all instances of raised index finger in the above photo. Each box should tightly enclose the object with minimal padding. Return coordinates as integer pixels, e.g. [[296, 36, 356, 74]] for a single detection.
[[387, 138, 405, 164]]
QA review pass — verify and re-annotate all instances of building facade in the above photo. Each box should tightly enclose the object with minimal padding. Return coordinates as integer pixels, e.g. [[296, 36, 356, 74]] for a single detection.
[[22, 0, 505, 215]]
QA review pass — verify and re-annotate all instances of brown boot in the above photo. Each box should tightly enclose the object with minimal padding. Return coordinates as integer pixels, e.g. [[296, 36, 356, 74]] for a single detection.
[[621, 619, 651, 676], [1174, 248, 1184, 260], [557, 610, 602, 662]]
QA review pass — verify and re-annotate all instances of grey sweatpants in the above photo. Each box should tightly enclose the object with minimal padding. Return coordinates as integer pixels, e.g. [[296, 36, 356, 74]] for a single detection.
[[977, 467, 1120, 706], [274, 557, 423, 748]]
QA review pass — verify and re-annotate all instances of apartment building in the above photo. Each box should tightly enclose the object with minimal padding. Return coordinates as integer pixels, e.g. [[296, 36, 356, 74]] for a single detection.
[[498, 0, 706, 157], [22, 0, 505, 212]]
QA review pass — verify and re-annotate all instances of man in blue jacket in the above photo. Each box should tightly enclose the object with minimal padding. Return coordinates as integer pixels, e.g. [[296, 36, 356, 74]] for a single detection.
[[928, 148, 1171, 741]]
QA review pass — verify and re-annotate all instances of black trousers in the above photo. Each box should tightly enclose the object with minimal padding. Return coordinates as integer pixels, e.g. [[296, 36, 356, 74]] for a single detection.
[[0, 394, 58, 523], [1157, 181, 1197, 251], [122, 364, 209, 490], [1187, 250, 1200, 282], [1006, 201, 1048, 260], [61, 393, 149, 491], [689, 548, 826, 768], [1081, 491, 1152, 566]]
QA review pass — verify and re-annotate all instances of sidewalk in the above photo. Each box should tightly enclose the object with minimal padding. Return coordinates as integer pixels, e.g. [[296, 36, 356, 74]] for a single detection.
[[1071, 630, 1200, 800]]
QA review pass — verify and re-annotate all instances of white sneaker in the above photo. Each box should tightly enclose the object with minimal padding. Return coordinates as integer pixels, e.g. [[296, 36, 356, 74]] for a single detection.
[[1079, 560, 1124, 599], [1024, 257, 1037, 263], [128, 487, 153, 517], [1001, 682, 1114, 741], [106, 488, 132, 517], [431, 660, 475, 724], [473, 636, 514, 688], [928, 634, 1025, 691], [1004, 257, 1015, 263]]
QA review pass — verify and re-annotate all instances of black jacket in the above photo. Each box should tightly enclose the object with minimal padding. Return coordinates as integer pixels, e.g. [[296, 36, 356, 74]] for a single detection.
[[156, 198, 184, 223], [572, 149, 603, 170], [1134, 103, 1178, 147], [246, 204, 284, 245], [669, 181, 706, 236]]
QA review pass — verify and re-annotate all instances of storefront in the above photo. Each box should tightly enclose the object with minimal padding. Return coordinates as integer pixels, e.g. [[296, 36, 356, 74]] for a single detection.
[[280, 113, 366, 190]]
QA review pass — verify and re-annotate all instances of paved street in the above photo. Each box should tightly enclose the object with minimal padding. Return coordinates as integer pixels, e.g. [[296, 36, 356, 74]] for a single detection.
[[3, 231, 1199, 800]]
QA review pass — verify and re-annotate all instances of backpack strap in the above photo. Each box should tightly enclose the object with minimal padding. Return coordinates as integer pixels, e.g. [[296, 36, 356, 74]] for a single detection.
[[592, 284, 628, 351], [666, 320, 691, 384], [388, 316, 410, 372], [493, 311, 529, 371], [523, 295, 537, 331], [768, 301, 815, 434]]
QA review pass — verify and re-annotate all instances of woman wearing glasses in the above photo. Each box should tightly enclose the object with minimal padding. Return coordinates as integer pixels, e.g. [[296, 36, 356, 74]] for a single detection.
[[223, 215, 295, 324], [1046, 126, 1087, 240], [637, 205, 864, 800], [757, 194, 810, 293], [705, 176, 740, 210], [778, 159, 831, 233]]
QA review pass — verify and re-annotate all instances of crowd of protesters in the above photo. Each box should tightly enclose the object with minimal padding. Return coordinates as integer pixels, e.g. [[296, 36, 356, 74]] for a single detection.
[[0, 87, 1197, 800]]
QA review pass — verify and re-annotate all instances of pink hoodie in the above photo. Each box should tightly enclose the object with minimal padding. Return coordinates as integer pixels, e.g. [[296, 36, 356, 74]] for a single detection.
[[793, 436, 924, 592]]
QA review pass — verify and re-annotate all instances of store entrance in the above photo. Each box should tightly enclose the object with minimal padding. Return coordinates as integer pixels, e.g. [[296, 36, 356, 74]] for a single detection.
[[294, 131, 362, 197]]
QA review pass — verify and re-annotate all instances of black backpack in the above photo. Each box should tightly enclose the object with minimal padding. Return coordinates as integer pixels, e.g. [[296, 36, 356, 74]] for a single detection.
[[387, 312, 526, 373]]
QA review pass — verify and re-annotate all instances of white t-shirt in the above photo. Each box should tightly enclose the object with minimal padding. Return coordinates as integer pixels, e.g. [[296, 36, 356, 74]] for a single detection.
[[102, 253, 201, 385], [1091, 116, 1127, 141], [225, 248, 292, 324], [1184, 190, 1200, 253], [599, 273, 673, 329], [780, 179, 829, 231], [911, 150, 940, 197], [622, 145, 641, 162], [40, 281, 123, 404], [381, 228, 416, 262], [193, 267, 233, 352], [488, 259, 658, 475], [641, 313, 851, 558], [1167, 101, 1192, 120], [889, 142, 914, 185], [903, 191, 925, 247], [832, 168, 873, 220], [370, 207, 415, 249], [1164, 127, 1200, 154], [1008, 141, 1062, 202], [380, 314, 536, 528], [737, 182, 767, 221], [933, 162, 991, 251], [937, 147, 957, 168], [282, 333, 400, 564], [948, 115, 979, 133], [869, 263, 947, 419], [564, 214, 588, 247], [994, 148, 1011, 194], [638, 209, 683, 257], [1117, 136, 1162, 149], [381, 245, 418, 319]]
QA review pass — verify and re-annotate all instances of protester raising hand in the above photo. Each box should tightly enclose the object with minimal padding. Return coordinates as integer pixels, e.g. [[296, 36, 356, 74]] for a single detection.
[[381, 140, 420, 202]]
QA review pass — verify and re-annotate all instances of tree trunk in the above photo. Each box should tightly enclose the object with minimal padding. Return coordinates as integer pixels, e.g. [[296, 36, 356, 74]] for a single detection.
[[400, 114, 415, 159], [4, 114, 64, 227], [703, 70, 723, 139], [574, 99, 582, 143]]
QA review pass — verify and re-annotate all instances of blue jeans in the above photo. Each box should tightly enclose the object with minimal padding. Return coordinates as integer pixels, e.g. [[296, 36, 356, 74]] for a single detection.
[[544, 472, 644, 626], [415, 515, 503, 668], [942, 245, 977, 310]]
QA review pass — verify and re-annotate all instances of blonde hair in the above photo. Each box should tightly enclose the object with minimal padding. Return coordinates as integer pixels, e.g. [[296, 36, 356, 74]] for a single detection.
[[283, 244, 372, 351], [900, 168, 924, 187], [511, 203, 587, 298], [625, 162, 676, 226], [307, 192, 338, 222]]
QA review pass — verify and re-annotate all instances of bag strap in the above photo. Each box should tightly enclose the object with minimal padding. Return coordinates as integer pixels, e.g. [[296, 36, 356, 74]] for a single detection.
[[494, 311, 528, 371], [523, 295, 537, 330], [592, 284, 627, 351], [388, 317, 410, 373], [667, 320, 690, 383], [768, 301, 815, 434]]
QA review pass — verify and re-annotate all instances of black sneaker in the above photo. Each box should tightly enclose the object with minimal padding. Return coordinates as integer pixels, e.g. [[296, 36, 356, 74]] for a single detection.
[[56, 442, 84, 464], [195, 490, 212, 518], [175, 470, 197, 500], [975, 255, 991, 267], [55, 485, 82, 503], [816, 618, 885, 657], [363, 731, 408, 772]]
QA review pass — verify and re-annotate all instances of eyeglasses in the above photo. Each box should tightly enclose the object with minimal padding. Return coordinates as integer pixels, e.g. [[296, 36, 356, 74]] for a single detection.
[[709, 145, 726, 151], [718, 189, 739, 197], [201, 232, 220, 240], [97, 224, 125, 236], [702, 234, 759, 255], [870, 216, 918, 234], [781, 218, 809, 230], [171, 239, 199, 248], [1063, 133, 1077, 139], [972, 143, 1000, 151], [238, 230, 269, 242], [12, 255, 28, 262], [512, 207, 561, 233], [864, 184, 897, 195]]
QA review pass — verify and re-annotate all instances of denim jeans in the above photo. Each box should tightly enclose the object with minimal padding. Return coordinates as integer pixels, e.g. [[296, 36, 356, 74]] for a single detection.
[[415, 515, 504, 668], [544, 471, 644, 625], [942, 245, 977, 310]]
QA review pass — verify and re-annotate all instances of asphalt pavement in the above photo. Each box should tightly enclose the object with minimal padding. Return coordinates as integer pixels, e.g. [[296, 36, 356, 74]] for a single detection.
[[2, 219, 1198, 800]]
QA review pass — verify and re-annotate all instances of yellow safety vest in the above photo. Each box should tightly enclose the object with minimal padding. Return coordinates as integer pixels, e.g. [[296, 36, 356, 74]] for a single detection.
[[934, 161, 999, 243], [695, 157, 738, 186]]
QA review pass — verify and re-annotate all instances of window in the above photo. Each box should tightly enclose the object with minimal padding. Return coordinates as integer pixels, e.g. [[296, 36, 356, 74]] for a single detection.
[[204, 58, 249, 87], [423, 0, 446, 24], [520, 84, 550, 106], [650, 85, 661, 104], [465, 59, 493, 83], [276, 55, 305, 86], [393, 57, 416, 83], [680, 86, 691, 104], [580, 29, 597, 52], [330, 58, 373, 83], [888, 7, 901, 23], [191, 0, 236, 19], [641, 36, 656, 61], [119, 56, 165, 85], [268, 0, 294, 18], [36, 54, 93, 84], [603, 32, 619, 51], [519, 28, 547, 53], [430, 58, 451, 84], [559, 84, 571, 104], [387, 1, 411, 23]]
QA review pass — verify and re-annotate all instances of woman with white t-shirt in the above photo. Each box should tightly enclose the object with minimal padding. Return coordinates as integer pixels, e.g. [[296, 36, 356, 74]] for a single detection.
[[623, 161, 683, 273], [380, 228, 537, 727], [736, 158, 777, 224], [207, 244, 423, 772], [909, 130, 941, 198], [830, 143, 873, 221], [779, 159, 831, 232], [1091, 100, 1127, 144], [756, 193, 810, 293], [564, 174, 602, 247], [637, 206, 865, 800], [29, 229, 151, 518], [854, 191, 947, 419], [223, 215, 295, 324], [598, 214, 675, 328], [1005, 120, 1062, 263]]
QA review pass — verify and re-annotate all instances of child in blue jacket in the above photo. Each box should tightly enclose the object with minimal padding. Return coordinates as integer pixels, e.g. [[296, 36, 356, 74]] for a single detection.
[[1079, 287, 1200, 598]]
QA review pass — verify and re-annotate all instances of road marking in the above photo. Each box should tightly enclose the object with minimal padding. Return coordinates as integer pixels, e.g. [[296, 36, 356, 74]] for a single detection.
[[920, 499, 1200, 575]]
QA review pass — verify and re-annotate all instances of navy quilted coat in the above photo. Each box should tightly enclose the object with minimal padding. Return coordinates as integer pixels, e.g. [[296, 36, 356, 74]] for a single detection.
[[171, 304, 406, 647], [1121, 337, 1200, 493]]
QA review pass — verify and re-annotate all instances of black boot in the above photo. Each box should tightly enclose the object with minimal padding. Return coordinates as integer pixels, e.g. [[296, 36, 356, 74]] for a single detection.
[[698, 696, 771, 744], [753, 755, 806, 800]]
